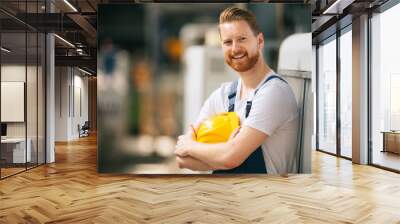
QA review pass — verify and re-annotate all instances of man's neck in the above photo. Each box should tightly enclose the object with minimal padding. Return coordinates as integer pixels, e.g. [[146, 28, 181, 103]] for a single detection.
[[239, 59, 272, 90]]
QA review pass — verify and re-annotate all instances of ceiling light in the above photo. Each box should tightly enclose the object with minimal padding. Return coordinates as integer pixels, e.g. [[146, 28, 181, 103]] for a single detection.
[[78, 67, 93, 76], [63, 0, 78, 12], [1, 47, 11, 53], [54, 34, 75, 48], [322, 0, 354, 15]]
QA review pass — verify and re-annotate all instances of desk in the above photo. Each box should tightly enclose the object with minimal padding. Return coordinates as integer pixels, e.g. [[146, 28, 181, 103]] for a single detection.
[[382, 131, 400, 154], [1, 138, 31, 163]]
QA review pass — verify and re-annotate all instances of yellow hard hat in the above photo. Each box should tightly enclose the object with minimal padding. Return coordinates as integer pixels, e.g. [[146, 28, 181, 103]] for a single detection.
[[196, 112, 240, 143]]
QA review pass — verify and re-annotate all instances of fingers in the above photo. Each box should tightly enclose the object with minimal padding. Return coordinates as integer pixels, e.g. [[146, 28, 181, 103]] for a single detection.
[[174, 140, 186, 157], [175, 132, 195, 157], [178, 134, 191, 141], [174, 141, 182, 154], [176, 156, 185, 168]]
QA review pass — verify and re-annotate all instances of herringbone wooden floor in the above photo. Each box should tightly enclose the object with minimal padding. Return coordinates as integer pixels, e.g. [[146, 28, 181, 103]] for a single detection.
[[1, 134, 400, 223]]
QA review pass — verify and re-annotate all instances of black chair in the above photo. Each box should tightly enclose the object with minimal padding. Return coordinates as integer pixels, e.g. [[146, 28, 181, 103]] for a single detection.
[[79, 121, 90, 138]]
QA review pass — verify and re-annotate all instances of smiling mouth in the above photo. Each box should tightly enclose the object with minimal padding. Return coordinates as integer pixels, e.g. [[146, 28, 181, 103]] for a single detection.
[[231, 54, 245, 60]]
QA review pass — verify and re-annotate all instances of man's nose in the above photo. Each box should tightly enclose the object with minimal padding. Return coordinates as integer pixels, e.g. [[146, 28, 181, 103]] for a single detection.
[[231, 41, 242, 54]]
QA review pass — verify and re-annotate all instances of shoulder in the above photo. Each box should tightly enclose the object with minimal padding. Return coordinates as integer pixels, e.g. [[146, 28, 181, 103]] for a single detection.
[[220, 80, 237, 94], [254, 75, 298, 112], [258, 75, 293, 97], [205, 80, 236, 107], [212, 80, 237, 100]]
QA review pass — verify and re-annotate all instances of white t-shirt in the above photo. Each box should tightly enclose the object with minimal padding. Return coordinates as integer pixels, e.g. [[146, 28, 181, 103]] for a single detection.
[[195, 71, 299, 174]]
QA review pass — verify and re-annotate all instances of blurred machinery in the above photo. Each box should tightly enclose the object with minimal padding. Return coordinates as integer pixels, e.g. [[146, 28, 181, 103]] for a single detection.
[[278, 33, 313, 173], [181, 23, 237, 132], [183, 46, 237, 132]]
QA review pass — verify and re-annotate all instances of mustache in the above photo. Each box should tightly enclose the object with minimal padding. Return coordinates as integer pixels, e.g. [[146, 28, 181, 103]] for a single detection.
[[229, 52, 247, 58]]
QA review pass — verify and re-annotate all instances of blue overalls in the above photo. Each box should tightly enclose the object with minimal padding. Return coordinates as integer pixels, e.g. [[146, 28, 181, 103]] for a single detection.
[[213, 74, 287, 174]]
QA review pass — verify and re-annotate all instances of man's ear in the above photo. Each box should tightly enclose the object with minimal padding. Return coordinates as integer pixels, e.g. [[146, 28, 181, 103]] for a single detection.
[[257, 32, 264, 48], [218, 27, 222, 43]]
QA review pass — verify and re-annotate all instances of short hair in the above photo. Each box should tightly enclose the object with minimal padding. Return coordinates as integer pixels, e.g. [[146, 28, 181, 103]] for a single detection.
[[219, 7, 261, 36]]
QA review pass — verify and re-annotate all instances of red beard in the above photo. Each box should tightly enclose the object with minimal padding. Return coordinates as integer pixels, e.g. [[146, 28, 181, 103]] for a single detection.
[[226, 50, 259, 72]]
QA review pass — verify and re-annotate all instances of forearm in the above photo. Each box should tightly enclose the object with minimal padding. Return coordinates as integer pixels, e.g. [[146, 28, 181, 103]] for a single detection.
[[176, 155, 213, 171], [176, 126, 268, 171], [189, 141, 237, 170]]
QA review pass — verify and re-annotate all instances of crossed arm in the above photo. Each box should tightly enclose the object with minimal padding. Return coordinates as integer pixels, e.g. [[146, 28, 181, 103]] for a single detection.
[[174, 125, 268, 171]]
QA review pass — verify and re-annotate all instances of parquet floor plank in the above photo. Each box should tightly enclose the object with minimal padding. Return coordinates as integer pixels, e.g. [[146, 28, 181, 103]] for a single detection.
[[1, 134, 399, 223]]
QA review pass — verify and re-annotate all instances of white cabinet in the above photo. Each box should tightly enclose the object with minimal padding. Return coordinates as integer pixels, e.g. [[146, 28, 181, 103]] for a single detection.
[[183, 46, 237, 131]]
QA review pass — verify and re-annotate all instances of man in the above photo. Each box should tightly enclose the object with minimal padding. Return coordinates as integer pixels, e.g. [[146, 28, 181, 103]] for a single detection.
[[174, 7, 298, 174]]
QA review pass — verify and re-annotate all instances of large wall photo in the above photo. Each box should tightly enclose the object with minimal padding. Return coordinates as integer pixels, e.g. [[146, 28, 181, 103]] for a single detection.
[[97, 3, 312, 174]]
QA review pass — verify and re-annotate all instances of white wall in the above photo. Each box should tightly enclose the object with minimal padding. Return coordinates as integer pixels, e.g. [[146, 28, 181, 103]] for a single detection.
[[1, 65, 35, 138], [1, 65, 26, 81], [1, 65, 26, 132], [55, 67, 69, 141], [55, 67, 89, 141], [73, 73, 89, 137]]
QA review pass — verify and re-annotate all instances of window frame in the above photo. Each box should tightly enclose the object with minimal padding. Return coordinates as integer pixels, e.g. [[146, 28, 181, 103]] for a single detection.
[[315, 23, 353, 161]]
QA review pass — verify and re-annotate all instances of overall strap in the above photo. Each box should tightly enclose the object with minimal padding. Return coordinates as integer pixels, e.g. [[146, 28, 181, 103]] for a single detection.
[[245, 75, 287, 118], [228, 80, 239, 112], [214, 76, 286, 174]]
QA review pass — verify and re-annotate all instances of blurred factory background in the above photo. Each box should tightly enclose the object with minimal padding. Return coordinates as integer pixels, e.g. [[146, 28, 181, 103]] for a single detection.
[[97, 3, 311, 174]]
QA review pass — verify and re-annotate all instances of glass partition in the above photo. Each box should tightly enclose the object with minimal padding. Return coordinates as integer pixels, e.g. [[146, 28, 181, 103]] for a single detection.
[[0, 1, 46, 179], [27, 30, 38, 169], [26, 0, 42, 169], [339, 29, 352, 158], [1, 30, 28, 177], [38, 32, 45, 165], [317, 37, 337, 155]]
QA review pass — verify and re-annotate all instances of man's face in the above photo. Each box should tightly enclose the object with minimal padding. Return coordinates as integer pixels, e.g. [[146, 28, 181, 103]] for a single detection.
[[219, 20, 263, 72]]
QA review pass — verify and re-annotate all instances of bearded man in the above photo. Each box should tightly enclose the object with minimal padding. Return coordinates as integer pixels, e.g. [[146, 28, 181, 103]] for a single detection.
[[174, 7, 298, 174]]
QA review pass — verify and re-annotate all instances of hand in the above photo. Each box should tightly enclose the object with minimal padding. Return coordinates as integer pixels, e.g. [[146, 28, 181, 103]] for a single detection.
[[176, 155, 212, 171], [176, 156, 186, 168], [175, 132, 197, 157]]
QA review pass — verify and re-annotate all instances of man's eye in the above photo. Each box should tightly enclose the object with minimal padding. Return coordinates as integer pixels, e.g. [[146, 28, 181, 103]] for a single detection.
[[224, 41, 232, 45], [239, 37, 246, 41]]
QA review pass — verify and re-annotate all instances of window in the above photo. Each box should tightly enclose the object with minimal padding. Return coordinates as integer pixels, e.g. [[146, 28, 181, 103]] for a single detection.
[[340, 29, 352, 158], [317, 37, 337, 154], [371, 2, 400, 171]]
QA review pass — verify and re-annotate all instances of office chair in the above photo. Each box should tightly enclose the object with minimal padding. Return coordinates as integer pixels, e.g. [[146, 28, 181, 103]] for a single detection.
[[79, 121, 90, 138]]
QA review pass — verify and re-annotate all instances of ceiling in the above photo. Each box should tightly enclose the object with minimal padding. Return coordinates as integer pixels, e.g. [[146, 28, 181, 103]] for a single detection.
[[0, 0, 393, 73]]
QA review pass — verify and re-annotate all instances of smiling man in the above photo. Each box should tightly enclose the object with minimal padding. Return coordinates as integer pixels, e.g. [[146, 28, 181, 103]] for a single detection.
[[175, 7, 299, 174]]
